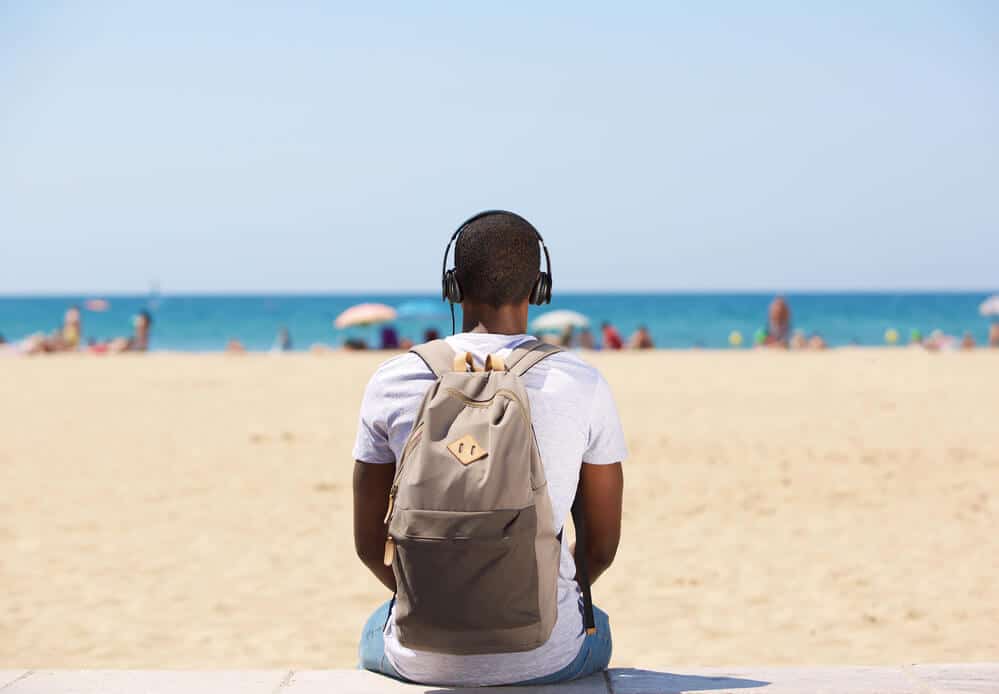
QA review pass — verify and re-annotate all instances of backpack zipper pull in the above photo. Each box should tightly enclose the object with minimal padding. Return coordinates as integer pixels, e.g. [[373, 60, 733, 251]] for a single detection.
[[383, 485, 398, 524], [383, 536, 395, 566]]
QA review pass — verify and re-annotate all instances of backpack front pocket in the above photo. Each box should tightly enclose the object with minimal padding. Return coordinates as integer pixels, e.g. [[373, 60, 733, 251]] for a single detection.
[[389, 506, 541, 652]]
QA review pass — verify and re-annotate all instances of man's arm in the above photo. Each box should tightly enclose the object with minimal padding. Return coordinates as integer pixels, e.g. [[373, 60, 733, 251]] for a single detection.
[[574, 461, 623, 585], [353, 461, 397, 593]]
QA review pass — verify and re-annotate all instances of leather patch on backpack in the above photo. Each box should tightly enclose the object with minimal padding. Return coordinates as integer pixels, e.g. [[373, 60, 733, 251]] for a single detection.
[[447, 434, 488, 465]]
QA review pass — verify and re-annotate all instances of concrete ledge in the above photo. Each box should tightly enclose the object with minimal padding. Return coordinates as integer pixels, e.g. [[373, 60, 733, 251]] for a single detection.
[[0, 665, 995, 693]]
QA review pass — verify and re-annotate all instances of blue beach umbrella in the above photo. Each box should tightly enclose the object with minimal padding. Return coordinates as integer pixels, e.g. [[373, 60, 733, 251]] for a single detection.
[[396, 300, 448, 320]]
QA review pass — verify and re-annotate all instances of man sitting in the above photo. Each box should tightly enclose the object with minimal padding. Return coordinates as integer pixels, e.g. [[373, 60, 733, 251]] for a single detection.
[[352, 211, 626, 686]]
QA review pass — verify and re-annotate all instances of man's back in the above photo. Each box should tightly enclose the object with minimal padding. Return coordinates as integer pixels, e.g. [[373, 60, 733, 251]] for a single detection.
[[353, 332, 626, 686]]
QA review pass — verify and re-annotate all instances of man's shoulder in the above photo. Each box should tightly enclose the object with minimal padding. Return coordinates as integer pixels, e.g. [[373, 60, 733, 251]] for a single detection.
[[533, 350, 604, 391], [367, 351, 434, 385]]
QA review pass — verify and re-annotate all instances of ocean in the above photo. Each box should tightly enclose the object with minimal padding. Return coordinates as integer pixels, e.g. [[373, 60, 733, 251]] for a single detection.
[[0, 293, 994, 352]]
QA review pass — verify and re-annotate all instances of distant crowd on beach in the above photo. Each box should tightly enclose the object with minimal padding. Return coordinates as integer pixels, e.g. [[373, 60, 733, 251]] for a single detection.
[[5, 295, 999, 355], [752, 296, 999, 351], [0, 305, 152, 355], [328, 322, 654, 353]]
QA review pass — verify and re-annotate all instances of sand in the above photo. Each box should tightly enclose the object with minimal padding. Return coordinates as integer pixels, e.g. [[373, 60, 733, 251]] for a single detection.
[[2, 350, 998, 668]]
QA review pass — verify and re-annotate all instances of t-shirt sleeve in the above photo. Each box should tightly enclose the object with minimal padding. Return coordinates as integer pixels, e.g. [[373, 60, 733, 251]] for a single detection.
[[582, 372, 628, 465], [352, 368, 396, 465]]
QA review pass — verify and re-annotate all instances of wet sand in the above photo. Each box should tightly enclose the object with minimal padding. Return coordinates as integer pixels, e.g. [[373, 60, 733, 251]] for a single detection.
[[3, 350, 998, 667]]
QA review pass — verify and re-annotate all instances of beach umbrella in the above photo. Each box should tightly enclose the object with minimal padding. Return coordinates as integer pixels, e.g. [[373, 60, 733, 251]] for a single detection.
[[979, 295, 999, 317], [531, 310, 590, 333], [334, 303, 397, 329], [396, 300, 448, 320]]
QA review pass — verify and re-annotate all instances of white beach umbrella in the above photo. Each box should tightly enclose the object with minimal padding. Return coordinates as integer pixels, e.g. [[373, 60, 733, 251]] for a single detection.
[[531, 310, 590, 332], [979, 295, 999, 317]]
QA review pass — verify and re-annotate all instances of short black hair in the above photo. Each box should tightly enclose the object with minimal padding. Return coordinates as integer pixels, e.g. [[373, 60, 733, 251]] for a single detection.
[[454, 212, 540, 307]]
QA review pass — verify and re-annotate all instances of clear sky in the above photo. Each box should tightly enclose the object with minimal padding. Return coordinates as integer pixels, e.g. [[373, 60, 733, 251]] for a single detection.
[[2, 2, 997, 293]]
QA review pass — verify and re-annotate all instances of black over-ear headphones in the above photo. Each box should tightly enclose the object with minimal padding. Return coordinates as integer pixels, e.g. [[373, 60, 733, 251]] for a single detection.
[[441, 210, 553, 307]]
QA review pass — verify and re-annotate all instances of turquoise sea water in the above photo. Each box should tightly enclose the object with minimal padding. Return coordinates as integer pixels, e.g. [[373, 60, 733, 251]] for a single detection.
[[0, 293, 994, 352]]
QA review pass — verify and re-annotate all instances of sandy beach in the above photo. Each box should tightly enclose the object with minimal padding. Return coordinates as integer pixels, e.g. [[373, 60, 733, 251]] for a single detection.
[[3, 350, 998, 668]]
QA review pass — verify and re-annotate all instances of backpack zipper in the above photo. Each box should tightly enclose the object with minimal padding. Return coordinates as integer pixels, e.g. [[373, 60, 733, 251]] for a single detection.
[[383, 425, 424, 567], [443, 387, 532, 430], [383, 424, 424, 525]]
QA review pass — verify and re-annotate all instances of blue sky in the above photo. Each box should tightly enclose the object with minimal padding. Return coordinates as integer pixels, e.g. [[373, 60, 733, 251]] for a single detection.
[[2, 2, 997, 293]]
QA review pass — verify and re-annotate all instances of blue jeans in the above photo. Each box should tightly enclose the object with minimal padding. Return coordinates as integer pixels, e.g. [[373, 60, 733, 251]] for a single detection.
[[358, 599, 612, 686]]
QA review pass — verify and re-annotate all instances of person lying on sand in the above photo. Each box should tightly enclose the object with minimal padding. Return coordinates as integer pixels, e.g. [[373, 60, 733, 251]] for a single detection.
[[628, 325, 654, 349], [353, 210, 625, 687], [109, 311, 153, 353]]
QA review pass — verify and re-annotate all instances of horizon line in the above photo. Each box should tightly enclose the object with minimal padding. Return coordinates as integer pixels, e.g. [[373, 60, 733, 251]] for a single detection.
[[1, 288, 996, 298]]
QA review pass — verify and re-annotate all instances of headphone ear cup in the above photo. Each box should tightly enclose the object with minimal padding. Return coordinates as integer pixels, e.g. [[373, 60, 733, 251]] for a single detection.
[[529, 275, 542, 305], [443, 269, 463, 304], [531, 272, 552, 305]]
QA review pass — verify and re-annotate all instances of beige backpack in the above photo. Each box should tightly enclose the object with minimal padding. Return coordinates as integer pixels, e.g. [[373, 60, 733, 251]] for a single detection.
[[381, 338, 591, 655]]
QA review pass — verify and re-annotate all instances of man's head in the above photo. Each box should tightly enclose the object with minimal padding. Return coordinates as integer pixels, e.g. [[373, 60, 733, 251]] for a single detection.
[[454, 212, 541, 308]]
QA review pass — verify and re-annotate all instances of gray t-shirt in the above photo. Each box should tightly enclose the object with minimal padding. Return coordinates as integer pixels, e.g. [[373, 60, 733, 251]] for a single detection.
[[352, 333, 627, 686]]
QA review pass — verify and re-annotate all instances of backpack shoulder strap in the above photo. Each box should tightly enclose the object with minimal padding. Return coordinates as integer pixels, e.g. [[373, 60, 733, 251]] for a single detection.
[[410, 339, 456, 378], [507, 339, 564, 376]]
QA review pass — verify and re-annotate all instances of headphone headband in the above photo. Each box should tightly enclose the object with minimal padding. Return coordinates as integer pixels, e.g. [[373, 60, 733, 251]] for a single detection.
[[441, 209, 552, 300]]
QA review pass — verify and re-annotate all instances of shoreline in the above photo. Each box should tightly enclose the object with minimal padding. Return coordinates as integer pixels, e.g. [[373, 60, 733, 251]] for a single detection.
[[5, 344, 999, 356]]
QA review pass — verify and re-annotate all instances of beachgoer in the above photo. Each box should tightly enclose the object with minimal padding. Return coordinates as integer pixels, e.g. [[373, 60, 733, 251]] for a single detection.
[[32, 307, 82, 353], [225, 338, 246, 354], [790, 330, 807, 350], [961, 332, 976, 350], [274, 327, 293, 352], [990, 323, 999, 348], [627, 325, 654, 349], [763, 296, 791, 348], [62, 306, 82, 351], [353, 210, 625, 686], [579, 327, 595, 350], [380, 326, 400, 350], [88, 338, 110, 355], [601, 321, 623, 350], [423, 328, 440, 343], [111, 310, 153, 353], [559, 324, 575, 348], [808, 333, 827, 350]]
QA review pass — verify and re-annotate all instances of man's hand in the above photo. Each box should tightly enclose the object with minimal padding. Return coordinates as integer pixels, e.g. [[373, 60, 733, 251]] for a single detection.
[[573, 462, 623, 585], [353, 461, 397, 593]]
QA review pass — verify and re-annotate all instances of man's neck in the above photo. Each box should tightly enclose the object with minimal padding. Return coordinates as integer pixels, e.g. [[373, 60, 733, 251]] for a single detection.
[[460, 301, 529, 335]]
